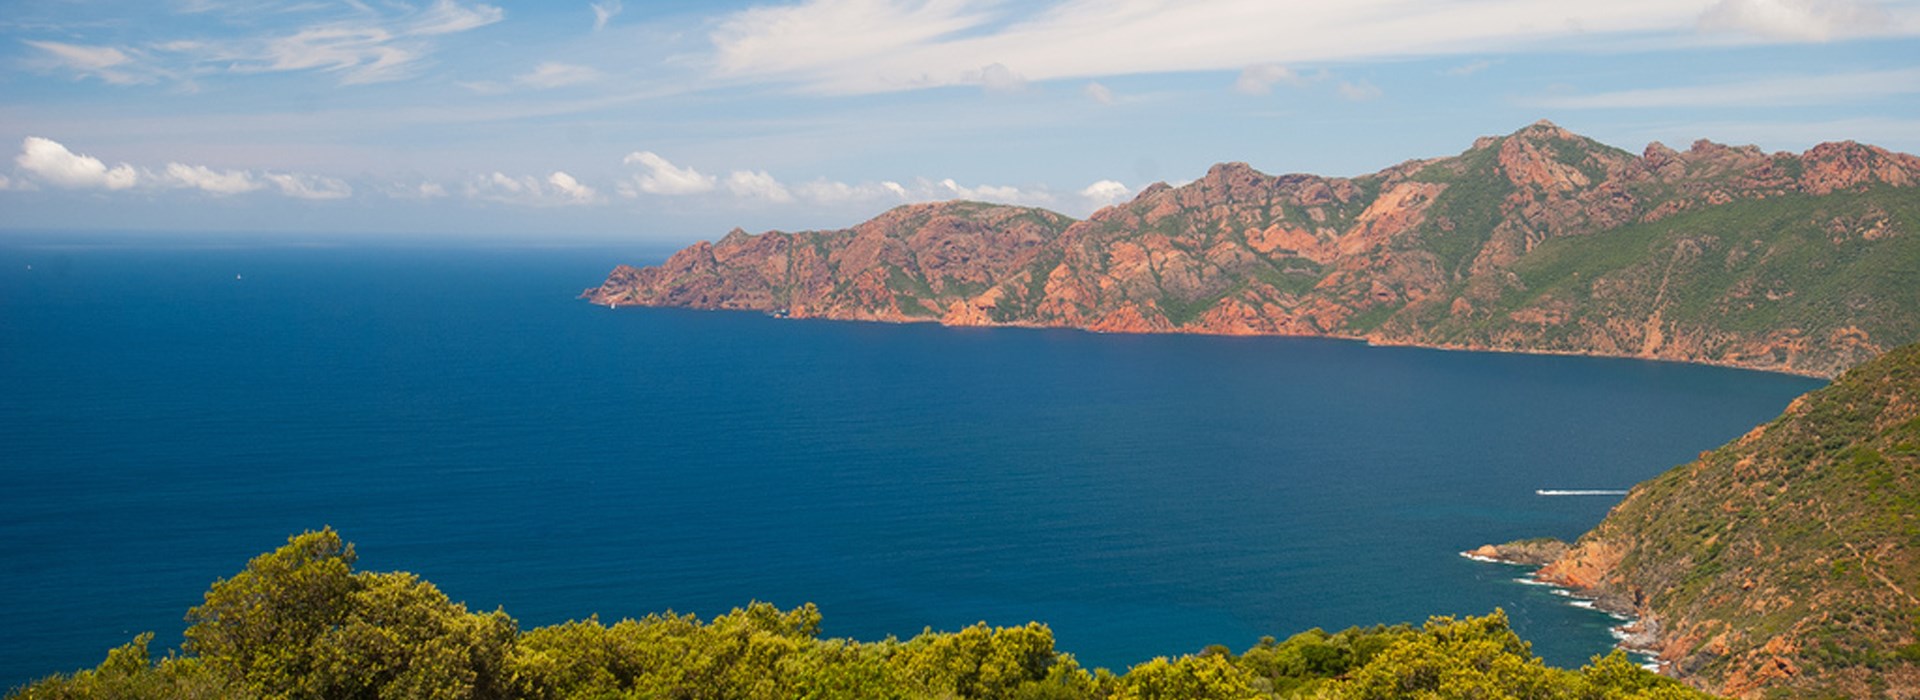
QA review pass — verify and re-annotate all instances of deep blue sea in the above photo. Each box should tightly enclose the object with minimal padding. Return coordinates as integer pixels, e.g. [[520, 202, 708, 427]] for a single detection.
[[0, 234, 1824, 690]]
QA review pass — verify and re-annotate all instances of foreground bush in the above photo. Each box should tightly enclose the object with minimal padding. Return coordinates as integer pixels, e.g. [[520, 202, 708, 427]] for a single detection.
[[11, 529, 1706, 699]]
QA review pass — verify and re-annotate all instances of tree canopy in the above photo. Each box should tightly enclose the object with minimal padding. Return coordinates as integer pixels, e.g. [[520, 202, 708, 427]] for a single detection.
[[11, 529, 1710, 700]]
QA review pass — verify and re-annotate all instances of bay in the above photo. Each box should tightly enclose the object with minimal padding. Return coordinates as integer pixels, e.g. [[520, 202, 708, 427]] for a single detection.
[[0, 235, 1823, 689]]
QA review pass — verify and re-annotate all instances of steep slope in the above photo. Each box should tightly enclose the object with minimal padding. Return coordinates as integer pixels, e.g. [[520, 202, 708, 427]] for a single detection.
[[1536, 342, 1920, 698], [588, 121, 1920, 377], [588, 201, 1075, 322]]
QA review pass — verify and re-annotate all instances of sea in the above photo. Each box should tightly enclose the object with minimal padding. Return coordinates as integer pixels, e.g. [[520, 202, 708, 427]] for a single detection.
[[0, 233, 1824, 690]]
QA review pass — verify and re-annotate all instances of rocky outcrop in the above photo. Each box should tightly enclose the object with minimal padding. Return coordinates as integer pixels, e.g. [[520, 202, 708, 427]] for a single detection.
[[587, 121, 1920, 378], [1463, 538, 1571, 567]]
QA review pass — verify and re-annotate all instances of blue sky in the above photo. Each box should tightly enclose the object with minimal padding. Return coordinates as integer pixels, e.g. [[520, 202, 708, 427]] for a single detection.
[[2, 0, 1918, 242]]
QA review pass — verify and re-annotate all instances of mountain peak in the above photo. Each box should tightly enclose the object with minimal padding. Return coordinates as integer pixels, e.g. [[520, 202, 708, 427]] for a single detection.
[[1509, 118, 1574, 141], [1205, 161, 1260, 177]]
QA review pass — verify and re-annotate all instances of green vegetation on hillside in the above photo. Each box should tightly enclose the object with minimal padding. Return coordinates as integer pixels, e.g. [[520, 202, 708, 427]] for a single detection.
[[1556, 342, 1920, 698], [12, 529, 1706, 700]]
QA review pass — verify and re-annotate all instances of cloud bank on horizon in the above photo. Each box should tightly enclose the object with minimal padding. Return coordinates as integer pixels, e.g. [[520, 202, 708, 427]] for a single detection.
[[2, 0, 1917, 238]]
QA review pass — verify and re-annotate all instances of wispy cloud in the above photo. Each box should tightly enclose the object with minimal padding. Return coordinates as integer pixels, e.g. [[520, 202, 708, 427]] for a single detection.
[[1337, 80, 1383, 101], [706, 0, 1799, 95], [410, 0, 504, 36], [1529, 67, 1920, 108], [25, 0, 504, 87], [162, 162, 262, 194], [23, 40, 168, 85], [1698, 0, 1893, 41], [1443, 59, 1498, 77], [1631, 116, 1920, 149], [591, 0, 623, 31], [1083, 81, 1114, 104], [1234, 64, 1303, 95], [385, 181, 450, 199], [265, 172, 353, 199], [517, 62, 602, 88], [967, 62, 1028, 93], [215, 1, 504, 84]]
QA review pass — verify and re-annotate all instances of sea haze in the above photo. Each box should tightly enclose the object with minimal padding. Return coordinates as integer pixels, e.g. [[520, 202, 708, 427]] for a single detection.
[[0, 235, 1823, 689]]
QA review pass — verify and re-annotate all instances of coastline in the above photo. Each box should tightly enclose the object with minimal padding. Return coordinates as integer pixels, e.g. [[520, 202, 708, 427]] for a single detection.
[[1459, 548, 1664, 672], [587, 296, 1836, 380]]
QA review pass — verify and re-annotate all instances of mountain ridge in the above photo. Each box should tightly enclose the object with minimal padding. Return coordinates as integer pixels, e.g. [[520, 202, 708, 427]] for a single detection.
[[587, 121, 1920, 377]]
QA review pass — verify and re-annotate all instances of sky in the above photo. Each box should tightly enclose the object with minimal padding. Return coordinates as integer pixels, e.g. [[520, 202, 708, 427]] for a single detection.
[[2, 0, 1918, 242]]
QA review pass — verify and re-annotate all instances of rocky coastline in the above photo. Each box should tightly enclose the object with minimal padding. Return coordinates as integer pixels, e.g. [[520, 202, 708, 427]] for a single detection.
[[589, 121, 1918, 380]]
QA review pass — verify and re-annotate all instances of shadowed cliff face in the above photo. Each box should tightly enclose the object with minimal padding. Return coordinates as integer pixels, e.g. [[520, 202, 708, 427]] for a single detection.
[[587, 120, 1920, 378], [1535, 343, 1920, 699]]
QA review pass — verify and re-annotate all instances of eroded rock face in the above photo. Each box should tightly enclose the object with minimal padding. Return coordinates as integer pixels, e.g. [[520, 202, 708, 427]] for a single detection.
[[588, 121, 1920, 378]]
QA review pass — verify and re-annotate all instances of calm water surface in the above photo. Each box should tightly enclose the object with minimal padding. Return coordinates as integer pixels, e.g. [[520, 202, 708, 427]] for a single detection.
[[0, 236, 1823, 688]]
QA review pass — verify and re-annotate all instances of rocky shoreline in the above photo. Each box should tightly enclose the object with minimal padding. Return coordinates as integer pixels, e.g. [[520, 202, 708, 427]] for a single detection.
[[1462, 539, 1665, 671]]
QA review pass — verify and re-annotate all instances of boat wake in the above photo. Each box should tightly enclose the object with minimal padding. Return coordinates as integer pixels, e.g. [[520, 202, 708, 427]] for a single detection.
[[1535, 489, 1628, 496]]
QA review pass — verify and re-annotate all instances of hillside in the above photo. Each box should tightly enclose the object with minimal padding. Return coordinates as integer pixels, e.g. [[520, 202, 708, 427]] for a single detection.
[[1529, 342, 1920, 698], [587, 121, 1920, 377]]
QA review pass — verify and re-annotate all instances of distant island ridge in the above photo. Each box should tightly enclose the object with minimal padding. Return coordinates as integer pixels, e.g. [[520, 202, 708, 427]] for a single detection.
[[587, 120, 1920, 379]]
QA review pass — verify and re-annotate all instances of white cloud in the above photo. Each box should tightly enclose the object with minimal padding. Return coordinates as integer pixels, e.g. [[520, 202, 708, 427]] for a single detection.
[[968, 62, 1028, 93], [1083, 81, 1115, 104], [517, 62, 602, 88], [725, 170, 795, 203], [11, 136, 358, 200], [15, 137, 139, 190], [466, 171, 596, 206], [709, 0, 1751, 95], [591, 0, 623, 31], [793, 178, 910, 204], [1698, 0, 1891, 40], [1234, 64, 1302, 95], [0, 174, 15, 191], [1078, 179, 1131, 207], [621, 151, 717, 195], [265, 172, 353, 199], [24, 40, 162, 85], [929, 177, 1055, 207], [547, 171, 600, 204], [1443, 59, 1497, 77], [1530, 66, 1920, 108], [385, 181, 449, 199], [1337, 80, 1383, 101], [162, 162, 263, 194]]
